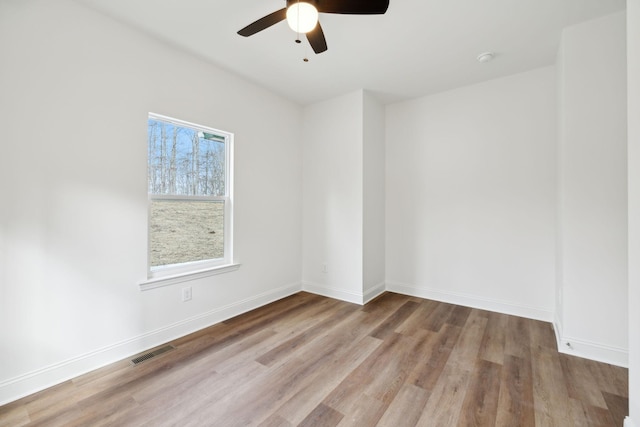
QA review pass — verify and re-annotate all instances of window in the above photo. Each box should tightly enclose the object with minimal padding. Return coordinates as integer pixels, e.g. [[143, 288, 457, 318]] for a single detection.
[[146, 113, 233, 281]]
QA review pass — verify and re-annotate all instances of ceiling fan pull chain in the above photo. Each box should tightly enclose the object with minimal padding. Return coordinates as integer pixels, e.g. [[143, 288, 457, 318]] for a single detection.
[[295, 2, 302, 45]]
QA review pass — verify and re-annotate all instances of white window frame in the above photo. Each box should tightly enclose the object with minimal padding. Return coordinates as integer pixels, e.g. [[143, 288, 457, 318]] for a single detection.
[[141, 113, 237, 290]]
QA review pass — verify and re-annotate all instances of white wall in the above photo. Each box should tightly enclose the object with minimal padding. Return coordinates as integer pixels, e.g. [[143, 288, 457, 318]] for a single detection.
[[301, 91, 364, 303], [627, 0, 640, 424], [301, 90, 385, 304], [0, 0, 302, 404], [556, 12, 628, 366], [363, 92, 386, 301], [386, 67, 557, 321]]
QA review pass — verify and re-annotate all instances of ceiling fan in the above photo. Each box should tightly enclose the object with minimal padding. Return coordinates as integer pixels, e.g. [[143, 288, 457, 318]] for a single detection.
[[237, 0, 390, 55]]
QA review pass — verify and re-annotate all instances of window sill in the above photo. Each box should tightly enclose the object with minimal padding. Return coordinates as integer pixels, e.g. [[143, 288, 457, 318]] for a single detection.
[[139, 263, 241, 291]]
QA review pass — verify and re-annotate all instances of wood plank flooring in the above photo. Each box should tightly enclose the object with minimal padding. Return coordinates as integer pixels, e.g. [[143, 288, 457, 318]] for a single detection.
[[0, 292, 629, 426]]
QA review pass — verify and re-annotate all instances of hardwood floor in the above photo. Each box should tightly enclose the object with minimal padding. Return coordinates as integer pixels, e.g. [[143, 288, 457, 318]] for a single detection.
[[0, 292, 628, 426]]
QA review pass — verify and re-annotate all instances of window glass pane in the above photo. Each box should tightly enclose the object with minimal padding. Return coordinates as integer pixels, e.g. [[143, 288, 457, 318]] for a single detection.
[[147, 119, 226, 197], [149, 199, 225, 268]]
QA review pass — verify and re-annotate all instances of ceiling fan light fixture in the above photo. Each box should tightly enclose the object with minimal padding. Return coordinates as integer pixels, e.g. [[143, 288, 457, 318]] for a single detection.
[[286, 2, 318, 34]]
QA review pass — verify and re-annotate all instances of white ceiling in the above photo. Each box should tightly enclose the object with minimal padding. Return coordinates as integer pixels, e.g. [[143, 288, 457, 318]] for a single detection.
[[74, 0, 625, 106]]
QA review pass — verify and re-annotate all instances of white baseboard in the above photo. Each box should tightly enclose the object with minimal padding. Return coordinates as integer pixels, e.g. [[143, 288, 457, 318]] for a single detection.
[[552, 314, 564, 350], [625, 417, 638, 427], [553, 321, 628, 368], [0, 282, 302, 406], [386, 281, 554, 322], [363, 282, 386, 304], [301, 281, 364, 305]]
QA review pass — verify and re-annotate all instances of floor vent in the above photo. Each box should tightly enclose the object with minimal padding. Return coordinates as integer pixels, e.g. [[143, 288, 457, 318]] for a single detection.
[[130, 345, 176, 366]]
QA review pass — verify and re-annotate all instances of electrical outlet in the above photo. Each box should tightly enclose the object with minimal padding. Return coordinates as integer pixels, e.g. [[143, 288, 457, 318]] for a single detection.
[[182, 286, 192, 302], [321, 263, 328, 274]]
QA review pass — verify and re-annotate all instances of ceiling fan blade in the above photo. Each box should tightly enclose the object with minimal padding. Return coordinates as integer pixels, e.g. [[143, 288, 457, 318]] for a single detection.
[[238, 8, 287, 37], [306, 22, 328, 54], [316, 0, 389, 14]]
